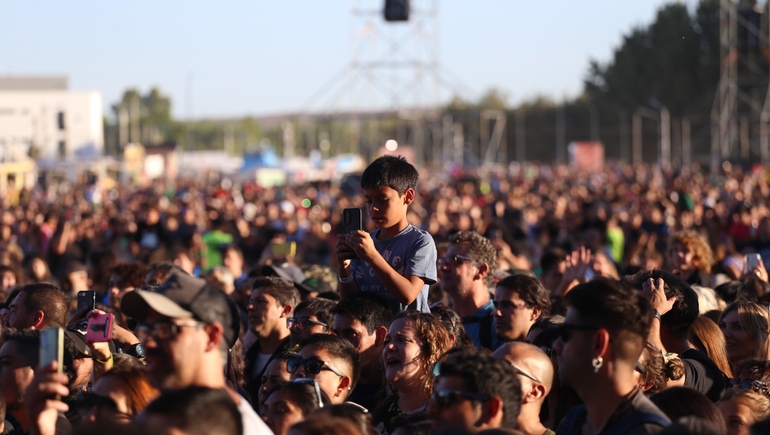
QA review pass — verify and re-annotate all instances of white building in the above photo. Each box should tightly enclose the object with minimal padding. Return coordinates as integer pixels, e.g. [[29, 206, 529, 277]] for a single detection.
[[0, 76, 104, 166]]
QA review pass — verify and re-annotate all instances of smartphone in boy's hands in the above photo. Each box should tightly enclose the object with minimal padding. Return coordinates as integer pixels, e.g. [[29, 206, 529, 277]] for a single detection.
[[342, 208, 363, 260], [77, 291, 96, 313]]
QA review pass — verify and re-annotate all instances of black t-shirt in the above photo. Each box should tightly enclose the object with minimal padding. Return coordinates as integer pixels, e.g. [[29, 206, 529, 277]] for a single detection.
[[681, 348, 727, 402], [557, 389, 670, 435]]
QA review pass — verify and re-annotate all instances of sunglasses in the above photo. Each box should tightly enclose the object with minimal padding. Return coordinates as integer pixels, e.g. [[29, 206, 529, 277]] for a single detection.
[[135, 320, 205, 342], [286, 357, 346, 377], [430, 388, 491, 409], [287, 316, 328, 330], [437, 255, 478, 268], [291, 378, 325, 408], [556, 323, 600, 343], [510, 362, 541, 384], [732, 379, 770, 398], [430, 301, 456, 329]]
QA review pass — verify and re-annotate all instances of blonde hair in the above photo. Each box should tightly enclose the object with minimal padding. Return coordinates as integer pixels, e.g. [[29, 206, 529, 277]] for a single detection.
[[719, 388, 770, 422], [719, 301, 770, 361], [670, 231, 713, 273]]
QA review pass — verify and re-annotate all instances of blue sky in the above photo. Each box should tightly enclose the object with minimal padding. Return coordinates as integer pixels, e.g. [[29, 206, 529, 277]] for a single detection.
[[0, 0, 698, 119]]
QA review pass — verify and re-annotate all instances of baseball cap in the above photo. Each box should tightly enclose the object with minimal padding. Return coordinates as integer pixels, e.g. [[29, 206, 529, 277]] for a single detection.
[[121, 273, 238, 348], [262, 263, 306, 284]]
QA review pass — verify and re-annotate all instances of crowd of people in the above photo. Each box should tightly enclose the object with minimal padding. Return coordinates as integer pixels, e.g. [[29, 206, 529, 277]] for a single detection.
[[0, 156, 766, 435]]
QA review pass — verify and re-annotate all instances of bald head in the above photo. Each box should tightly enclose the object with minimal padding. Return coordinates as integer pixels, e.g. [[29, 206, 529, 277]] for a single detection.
[[491, 341, 553, 395]]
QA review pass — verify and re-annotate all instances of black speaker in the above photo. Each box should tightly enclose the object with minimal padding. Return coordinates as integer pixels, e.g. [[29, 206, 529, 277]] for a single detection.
[[384, 0, 409, 22]]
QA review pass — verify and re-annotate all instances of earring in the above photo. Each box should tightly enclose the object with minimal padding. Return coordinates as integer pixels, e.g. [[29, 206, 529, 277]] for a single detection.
[[592, 357, 603, 374]]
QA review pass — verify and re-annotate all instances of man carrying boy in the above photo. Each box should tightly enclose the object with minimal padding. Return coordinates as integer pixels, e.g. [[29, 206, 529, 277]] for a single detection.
[[336, 155, 437, 314]]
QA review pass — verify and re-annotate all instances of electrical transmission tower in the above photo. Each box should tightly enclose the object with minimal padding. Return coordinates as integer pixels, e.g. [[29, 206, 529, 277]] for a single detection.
[[712, 0, 770, 173]]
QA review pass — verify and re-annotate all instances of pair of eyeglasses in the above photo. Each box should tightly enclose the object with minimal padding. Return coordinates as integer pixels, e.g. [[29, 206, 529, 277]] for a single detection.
[[510, 362, 541, 384], [430, 301, 455, 329], [436, 255, 478, 268], [286, 356, 346, 377], [77, 391, 133, 420], [430, 388, 490, 409], [287, 316, 328, 330], [135, 320, 205, 342], [556, 323, 600, 343], [291, 378, 324, 408]]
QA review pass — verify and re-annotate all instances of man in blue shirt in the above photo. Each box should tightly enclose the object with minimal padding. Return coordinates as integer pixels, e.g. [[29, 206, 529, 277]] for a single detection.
[[439, 231, 505, 351]]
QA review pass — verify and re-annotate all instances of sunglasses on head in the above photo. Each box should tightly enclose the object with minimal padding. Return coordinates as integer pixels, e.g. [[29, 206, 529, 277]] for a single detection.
[[286, 356, 346, 377], [430, 388, 490, 410], [556, 323, 600, 343], [436, 255, 478, 268], [732, 379, 770, 398], [510, 362, 541, 384], [430, 301, 456, 329]]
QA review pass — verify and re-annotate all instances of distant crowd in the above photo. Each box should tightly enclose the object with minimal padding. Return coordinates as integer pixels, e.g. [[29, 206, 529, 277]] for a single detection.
[[0, 157, 766, 435]]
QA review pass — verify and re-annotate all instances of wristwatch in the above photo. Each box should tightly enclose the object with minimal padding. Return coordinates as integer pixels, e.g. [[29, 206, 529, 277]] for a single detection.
[[125, 343, 145, 359], [654, 310, 662, 321]]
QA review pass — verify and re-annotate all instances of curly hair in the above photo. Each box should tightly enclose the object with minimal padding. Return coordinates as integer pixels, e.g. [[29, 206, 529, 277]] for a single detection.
[[392, 311, 453, 397], [448, 231, 498, 286], [376, 310, 452, 421], [718, 301, 770, 361], [669, 231, 713, 274]]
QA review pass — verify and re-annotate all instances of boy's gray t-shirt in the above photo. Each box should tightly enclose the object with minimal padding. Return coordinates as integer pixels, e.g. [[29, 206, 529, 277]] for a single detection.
[[351, 224, 437, 314]]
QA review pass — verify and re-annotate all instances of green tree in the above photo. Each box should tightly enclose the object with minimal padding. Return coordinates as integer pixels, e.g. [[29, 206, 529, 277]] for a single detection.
[[584, 0, 720, 116]]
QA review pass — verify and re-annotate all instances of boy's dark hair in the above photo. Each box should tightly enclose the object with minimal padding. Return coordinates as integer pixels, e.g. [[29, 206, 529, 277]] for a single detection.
[[20, 283, 69, 328], [437, 352, 522, 429], [294, 298, 336, 332], [332, 293, 393, 335], [144, 387, 243, 435], [252, 276, 300, 313], [566, 278, 653, 363], [448, 231, 498, 286], [623, 269, 699, 339], [496, 275, 551, 316], [298, 334, 361, 392], [360, 155, 418, 195]]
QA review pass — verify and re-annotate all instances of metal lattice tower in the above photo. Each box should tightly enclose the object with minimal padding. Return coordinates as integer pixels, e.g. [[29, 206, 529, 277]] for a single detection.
[[712, 0, 770, 173]]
